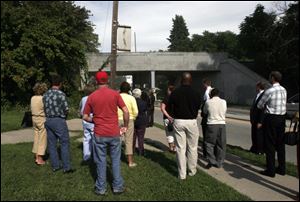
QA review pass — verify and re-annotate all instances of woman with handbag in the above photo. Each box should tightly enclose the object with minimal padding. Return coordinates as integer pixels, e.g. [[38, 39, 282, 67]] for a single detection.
[[160, 82, 176, 153]]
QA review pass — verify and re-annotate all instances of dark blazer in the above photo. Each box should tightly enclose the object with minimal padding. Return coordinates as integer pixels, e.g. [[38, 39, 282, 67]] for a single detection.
[[200, 101, 208, 125], [134, 98, 148, 128], [250, 92, 265, 124]]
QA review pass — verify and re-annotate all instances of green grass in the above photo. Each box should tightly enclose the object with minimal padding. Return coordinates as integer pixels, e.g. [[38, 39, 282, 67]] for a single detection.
[[1, 109, 26, 132], [1, 108, 79, 132], [1, 134, 251, 201], [154, 122, 298, 178]]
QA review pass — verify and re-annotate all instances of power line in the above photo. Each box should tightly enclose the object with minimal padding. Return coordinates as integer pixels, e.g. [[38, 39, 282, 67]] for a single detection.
[[101, 1, 110, 52]]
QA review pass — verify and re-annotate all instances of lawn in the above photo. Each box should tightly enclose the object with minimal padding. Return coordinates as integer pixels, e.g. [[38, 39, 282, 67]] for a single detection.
[[1, 107, 79, 132], [1, 135, 251, 201], [1, 108, 26, 132]]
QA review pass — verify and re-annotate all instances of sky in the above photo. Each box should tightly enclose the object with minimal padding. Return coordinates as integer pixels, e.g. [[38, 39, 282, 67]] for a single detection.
[[74, 1, 278, 53]]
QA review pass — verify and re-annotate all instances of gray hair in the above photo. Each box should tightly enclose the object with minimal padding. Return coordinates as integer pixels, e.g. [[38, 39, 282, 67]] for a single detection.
[[132, 88, 142, 98]]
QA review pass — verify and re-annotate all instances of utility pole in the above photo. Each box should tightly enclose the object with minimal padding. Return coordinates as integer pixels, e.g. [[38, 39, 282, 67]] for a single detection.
[[110, 1, 118, 89], [134, 32, 137, 52]]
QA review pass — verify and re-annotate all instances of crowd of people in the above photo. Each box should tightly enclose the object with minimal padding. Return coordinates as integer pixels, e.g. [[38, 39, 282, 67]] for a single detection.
[[29, 70, 298, 197]]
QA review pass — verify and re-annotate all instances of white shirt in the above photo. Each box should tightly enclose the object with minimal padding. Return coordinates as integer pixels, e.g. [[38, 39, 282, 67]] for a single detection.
[[204, 86, 212, 101], [80, 96, 94, 127], [203, 96, 227, 125]]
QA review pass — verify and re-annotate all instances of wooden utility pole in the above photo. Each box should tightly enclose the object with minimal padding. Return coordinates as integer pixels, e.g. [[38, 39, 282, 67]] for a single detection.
[[110, 1, 118, 89]]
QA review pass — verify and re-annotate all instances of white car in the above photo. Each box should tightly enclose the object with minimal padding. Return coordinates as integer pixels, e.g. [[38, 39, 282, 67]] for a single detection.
[[286, 93, 299, 119]]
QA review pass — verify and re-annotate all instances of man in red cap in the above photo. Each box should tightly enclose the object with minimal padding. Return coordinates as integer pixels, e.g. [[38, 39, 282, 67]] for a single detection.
[[83, 71, 129, 195]]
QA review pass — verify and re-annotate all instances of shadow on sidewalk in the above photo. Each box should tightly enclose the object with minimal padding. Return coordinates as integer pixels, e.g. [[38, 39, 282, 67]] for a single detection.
[[198, 149, 298, 200], [196, 141, 298, 200], [223, 154, 298, 200], [144, 138, 170, 152]]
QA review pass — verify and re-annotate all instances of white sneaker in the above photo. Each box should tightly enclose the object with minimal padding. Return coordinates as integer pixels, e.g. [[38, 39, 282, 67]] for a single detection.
[[129, 162, 137, 168], [178, 176, 186, 180], [188, 172, 196, 177]]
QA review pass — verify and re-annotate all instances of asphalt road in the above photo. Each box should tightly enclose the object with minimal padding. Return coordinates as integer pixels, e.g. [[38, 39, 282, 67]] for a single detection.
[[154, 108, 297, 164]]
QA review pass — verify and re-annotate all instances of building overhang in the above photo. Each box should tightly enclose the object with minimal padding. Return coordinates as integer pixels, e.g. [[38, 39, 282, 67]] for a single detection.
[[86, 52, 227, 72]]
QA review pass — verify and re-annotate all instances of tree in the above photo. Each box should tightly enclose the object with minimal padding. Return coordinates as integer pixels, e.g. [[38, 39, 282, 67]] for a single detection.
[[167, 15, 191, 52], [1, 1, 100, 105], [238, 2, 299, 95], [215, 31, 240, 59], [270, 1, 299, 95], [191, 30, 240, 59], [238, 4, 277, 77], [191, 31, 217, 52]]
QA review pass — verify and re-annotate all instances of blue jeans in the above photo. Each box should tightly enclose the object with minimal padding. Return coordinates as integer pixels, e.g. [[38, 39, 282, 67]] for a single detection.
[[82, 121, 94, 161], [45, 117, 71, 171], [93, 135, 124, 192]]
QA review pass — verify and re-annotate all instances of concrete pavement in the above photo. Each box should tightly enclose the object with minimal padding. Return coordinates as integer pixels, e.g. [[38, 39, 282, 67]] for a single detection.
[[154, 107, 297, 164], [1, 118, 299, 201], [1, 119, 82, 144], [144, 124, 299, 201]]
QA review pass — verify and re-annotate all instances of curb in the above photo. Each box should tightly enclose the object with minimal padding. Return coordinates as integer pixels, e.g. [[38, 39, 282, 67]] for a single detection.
[[226, 114, 249, 122]]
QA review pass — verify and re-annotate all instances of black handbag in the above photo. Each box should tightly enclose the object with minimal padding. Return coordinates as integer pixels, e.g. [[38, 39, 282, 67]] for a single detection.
[[167, 122, 173, 132], [21, 111, 33, 128], [284, 118, 299, 146]]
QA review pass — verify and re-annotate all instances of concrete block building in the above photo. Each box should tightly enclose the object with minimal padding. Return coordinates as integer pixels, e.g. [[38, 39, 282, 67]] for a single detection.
[[86, 52, 267, 105]]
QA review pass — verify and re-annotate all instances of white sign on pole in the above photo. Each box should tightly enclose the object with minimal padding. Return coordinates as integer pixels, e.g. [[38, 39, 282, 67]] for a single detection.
[[117, 25, 131, 51]]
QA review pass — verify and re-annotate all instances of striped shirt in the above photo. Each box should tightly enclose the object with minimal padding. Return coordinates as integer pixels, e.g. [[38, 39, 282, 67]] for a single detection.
[[257, 83, 287, 115]]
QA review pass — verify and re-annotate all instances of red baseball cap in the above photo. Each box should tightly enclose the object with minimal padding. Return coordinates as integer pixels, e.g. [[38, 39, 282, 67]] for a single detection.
[[95, 71, 108, 84]]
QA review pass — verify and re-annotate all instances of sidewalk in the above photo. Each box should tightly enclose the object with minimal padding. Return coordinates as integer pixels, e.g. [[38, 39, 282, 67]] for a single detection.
[[226, 107, 250, 121], [1, 118, 299, 201], [143, 124, 299, 201], [1, 119, 82, 144]]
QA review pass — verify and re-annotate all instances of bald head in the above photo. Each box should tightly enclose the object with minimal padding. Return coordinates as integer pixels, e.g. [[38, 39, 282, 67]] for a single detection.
[[181, 72, 192, 85]]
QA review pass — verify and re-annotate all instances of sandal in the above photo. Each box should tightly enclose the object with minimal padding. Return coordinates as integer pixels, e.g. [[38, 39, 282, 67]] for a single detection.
[[36, 160, 46, 165]]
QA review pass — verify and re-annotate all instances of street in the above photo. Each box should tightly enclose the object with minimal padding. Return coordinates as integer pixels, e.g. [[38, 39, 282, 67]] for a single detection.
[[154, 108, 297, 164]]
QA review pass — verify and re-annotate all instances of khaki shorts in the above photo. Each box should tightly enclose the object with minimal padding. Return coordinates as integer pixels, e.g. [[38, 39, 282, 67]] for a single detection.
[[119, 119, 134, 155]]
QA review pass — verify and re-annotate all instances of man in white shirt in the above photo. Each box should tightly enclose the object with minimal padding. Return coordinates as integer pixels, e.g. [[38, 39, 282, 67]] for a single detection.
[[257, 71, 287, 178], [203, 79, 212, 102], [79, 84, 95, 162], [201, 79, 212, 158], [203, 88, 227, 169]]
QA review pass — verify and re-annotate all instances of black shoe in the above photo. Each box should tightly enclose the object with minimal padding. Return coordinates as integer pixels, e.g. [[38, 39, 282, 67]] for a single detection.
[[260, 170, 275, 178], [81, 160, 92, 166], [250, 150, 259, 155], [63, 169, 76, 174], [205, 163, 213, 170], [275, 168, 285, 176], [52, 167, 62, 172]]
